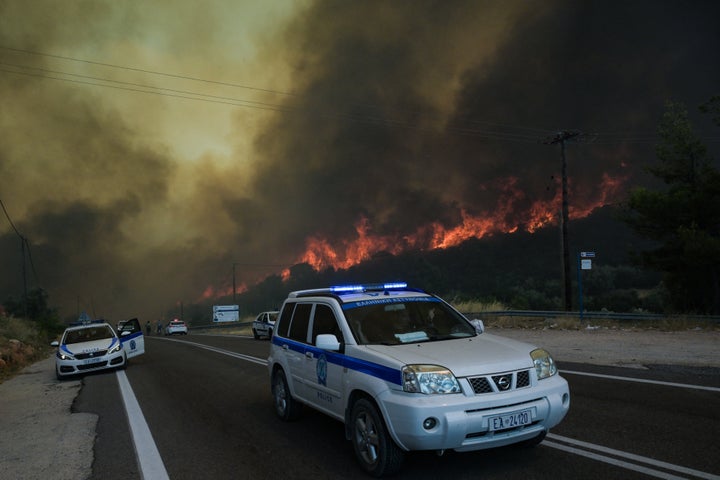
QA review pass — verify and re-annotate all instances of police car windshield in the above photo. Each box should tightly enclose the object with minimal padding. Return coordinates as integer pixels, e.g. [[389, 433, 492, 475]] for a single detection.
[[64, 325, 114, 344], [344, 298, 476, 345]]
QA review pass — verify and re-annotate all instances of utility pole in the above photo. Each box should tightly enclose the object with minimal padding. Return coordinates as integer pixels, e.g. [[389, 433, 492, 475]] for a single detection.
[[1, 198, 30, 317], [20, 236, 28, 318], [232, 263, 237, 305], [543, 130, 581, 311]]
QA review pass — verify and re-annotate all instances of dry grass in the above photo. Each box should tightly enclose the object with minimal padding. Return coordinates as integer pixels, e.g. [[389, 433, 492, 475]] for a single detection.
[[448, 300, 717, 331], [466, 313, 717, 332], [0, 316, 53, 383], [451, 299, 506, 313]]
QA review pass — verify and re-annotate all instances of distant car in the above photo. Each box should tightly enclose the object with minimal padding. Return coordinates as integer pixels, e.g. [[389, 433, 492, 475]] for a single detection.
[[252, 311, 278, 339], [52, 318, 145, 380], [268, 282, 570, 476], [165, 319, 188, 335]]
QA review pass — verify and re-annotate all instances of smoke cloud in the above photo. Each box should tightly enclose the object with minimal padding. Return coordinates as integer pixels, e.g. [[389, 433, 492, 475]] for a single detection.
[[1, 0, 718, 320]]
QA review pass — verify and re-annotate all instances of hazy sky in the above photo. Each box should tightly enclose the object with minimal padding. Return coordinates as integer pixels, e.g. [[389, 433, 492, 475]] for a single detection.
[[1, 0, 718, 321]]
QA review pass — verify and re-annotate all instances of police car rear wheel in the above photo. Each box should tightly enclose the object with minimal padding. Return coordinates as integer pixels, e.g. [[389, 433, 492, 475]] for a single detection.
[[272, 369, 301, 421], [350, 398, 404, 477]]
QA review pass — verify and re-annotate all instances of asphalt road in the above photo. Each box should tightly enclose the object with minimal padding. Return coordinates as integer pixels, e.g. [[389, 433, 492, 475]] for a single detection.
[[65, 334, 720, 480]]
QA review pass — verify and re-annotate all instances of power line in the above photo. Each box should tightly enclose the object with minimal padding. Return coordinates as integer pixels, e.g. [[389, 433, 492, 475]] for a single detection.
[[0, 61, 293, 112], [0, 198, 38, 312], [0, 65, 549, 144], [0, 197, 22, 237], [0, 46, 560, 142], [1, 45, 551, 139], [0, 45, 299, 98], [3, 47, 718, 146]]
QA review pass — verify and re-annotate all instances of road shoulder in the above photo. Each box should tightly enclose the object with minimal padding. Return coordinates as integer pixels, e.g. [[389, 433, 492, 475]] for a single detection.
[[490, 327, 720, 368], [0, 356, 97, 480]]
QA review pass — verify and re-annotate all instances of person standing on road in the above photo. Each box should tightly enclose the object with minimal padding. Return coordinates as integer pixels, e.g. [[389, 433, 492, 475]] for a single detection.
[[146, 321, 151, 335], [156, 319, 162, 335]]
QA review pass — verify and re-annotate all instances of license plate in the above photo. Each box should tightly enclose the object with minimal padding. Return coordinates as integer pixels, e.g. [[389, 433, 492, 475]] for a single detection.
[[489, 409, 532, 431], [83, 358, 103, 365]]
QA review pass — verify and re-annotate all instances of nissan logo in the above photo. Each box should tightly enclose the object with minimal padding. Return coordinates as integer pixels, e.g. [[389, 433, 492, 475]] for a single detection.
[[497, 376, 510, 390]]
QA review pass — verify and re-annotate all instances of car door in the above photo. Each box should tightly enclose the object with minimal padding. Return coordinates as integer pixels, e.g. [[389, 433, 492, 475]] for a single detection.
[[260, 312, 271, 335], [303, 303, 345, 418], [118, 317, 145, 358], [282, 303, 312, 401]]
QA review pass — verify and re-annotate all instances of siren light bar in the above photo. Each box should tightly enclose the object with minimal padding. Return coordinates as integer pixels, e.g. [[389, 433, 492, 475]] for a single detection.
[[330, 282, 408, 293]]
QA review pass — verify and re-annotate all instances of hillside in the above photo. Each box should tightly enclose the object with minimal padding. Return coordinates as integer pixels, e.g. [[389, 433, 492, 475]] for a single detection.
[[196, 206, 662, 320]]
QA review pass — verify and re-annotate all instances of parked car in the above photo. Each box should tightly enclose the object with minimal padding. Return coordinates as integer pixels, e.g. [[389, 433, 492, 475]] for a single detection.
[[165, 319, 188, 335], [268, 282, 570, 476], [52, 318, 145, 380], [252, 311, 278, 339]]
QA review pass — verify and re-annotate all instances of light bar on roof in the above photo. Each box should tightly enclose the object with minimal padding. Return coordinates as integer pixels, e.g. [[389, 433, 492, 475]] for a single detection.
[[330, 285, 365, 293], [330, 282, 407, 293]]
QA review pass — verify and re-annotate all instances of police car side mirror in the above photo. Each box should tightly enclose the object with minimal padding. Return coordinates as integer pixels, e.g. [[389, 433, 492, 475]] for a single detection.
[[121, 331, 132, 337], [316, 334, 341, 351], [50, 340, 59, 347], [470, 319, 485, 334]]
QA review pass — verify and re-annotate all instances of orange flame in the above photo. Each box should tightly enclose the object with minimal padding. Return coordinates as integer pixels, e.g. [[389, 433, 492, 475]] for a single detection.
[[198, 282, 247, 302], [294, 173, 627, 272]]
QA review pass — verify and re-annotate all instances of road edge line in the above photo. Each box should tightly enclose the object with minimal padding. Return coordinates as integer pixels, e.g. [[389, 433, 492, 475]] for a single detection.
[[116, 370, 170, 480]]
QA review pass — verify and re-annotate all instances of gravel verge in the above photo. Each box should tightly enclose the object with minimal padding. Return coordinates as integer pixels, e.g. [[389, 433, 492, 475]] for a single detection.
[[0, 357, 97, 480]]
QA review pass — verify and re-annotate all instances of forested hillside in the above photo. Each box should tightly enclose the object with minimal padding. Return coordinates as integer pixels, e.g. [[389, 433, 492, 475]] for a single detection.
[[184, 205, 663, 322]]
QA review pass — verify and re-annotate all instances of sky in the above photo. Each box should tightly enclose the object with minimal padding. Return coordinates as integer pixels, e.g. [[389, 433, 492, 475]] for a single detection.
[[1, 0, 719, 322]]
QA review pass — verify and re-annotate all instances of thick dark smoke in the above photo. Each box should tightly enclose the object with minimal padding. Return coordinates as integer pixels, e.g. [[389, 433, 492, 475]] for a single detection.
[[1, 0, 718, 321], [249, 0, 720, 241]]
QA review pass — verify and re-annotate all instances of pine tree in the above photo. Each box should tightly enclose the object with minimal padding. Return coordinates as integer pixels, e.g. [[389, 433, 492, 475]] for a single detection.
[[623, 100, 720, 314]]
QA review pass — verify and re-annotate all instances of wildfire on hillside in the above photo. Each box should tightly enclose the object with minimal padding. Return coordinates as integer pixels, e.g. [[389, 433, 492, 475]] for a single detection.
[[288, 171, 628, 274], [199, 282, 248, 301]]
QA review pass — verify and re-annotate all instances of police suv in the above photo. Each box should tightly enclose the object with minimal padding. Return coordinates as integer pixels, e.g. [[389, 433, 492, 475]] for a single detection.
[[268, 283, 570, 477]]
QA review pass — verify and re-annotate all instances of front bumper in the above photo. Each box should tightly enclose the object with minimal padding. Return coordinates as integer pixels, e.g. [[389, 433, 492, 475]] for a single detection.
[[377, 374, 570, 452], [56, 351, 126, 377]]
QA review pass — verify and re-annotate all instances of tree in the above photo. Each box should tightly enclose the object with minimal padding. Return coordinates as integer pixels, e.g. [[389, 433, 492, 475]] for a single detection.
[[3, 287, 63, 336], [622, 100, 720, 314]]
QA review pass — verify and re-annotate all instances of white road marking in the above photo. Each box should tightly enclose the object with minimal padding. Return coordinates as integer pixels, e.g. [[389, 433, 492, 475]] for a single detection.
[[546, 434, 720, 480], [116, 370, 170, 480], [159, 337, 268, 365], [561, 369, 720, 392]]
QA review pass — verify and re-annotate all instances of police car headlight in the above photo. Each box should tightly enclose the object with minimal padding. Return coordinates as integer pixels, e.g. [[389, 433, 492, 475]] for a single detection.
[[108, 343, 122, 354], [56, 350, 75, 361], [402, 365, 461, 394], [531, 348, 557, 380]]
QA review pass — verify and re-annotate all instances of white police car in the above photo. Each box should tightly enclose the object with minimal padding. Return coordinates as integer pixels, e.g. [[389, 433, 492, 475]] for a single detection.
[[268, 283, 570, 477], [252, 311, 278, 339], [165, 319, 188, 335], [52, 318, 145, 380]]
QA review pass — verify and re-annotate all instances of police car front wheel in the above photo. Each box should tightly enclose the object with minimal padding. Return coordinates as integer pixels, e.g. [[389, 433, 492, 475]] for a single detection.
[[350, 398, 404, 477]]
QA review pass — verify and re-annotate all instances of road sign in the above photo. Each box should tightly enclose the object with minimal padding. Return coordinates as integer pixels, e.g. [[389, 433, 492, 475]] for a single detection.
[[580, 251, 596, 258]]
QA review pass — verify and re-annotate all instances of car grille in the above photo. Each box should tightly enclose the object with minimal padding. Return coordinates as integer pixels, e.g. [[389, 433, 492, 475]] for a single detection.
[[467, 369, 531, 394], [75, 350, 108, 360], [77, 361, 109, 370]]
